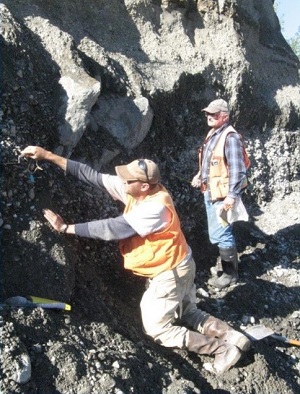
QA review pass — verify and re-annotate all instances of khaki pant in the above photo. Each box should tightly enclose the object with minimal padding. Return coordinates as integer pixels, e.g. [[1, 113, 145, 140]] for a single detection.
[[140, 256, 208, 348]]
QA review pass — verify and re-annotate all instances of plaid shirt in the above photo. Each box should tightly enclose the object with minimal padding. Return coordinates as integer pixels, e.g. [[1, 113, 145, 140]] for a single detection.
[[201, 123, 247, 199]]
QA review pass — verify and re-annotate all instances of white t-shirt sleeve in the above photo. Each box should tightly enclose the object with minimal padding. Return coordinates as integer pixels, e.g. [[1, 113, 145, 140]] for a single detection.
[[101, 174, 127, 203], [123, 201, 172, 237]]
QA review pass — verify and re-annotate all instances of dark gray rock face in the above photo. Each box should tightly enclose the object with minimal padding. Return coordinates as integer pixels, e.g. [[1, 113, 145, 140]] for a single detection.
[[1, 1, 300, 393], [2, 0, 299, 192]]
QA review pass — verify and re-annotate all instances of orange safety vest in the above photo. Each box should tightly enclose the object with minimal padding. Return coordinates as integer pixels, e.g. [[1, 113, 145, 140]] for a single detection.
[[200, 126, 250, 201], [119, 185, 189, 278]]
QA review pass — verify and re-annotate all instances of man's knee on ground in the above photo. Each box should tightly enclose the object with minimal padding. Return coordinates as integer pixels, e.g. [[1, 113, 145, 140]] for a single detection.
[[142, 317, 166, 341]]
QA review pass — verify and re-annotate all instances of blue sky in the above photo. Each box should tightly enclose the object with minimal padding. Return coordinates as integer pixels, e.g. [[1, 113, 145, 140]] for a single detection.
[[276, 0, 300, 39]]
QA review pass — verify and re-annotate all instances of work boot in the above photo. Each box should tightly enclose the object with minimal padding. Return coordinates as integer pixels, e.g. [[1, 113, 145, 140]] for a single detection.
[[214, 344, 242, 374], [208, 247, 238, 289], [201, 316, 251, 352], [210, 256, 223, 277], [185, 331, 241, 373]]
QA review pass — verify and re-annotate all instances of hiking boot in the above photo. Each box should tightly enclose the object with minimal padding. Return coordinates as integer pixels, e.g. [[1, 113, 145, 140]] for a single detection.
[[230, 332, 251, 352], [185, 330, 227, 355], [201, 316, 251, 352], [214, 344, 242, 373], [208, 272, 237, 289], [185, 331, 243, 374], [210, 256, 223, 277]]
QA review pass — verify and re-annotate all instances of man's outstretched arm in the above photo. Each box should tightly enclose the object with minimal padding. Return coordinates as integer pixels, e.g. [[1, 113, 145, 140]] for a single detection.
[[42, 208, 137, 239], [20, 146, 67, 171]]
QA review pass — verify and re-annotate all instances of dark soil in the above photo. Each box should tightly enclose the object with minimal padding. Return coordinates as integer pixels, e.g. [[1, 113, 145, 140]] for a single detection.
[[1, 160, 300, 393], [1, 0, 300, 392]]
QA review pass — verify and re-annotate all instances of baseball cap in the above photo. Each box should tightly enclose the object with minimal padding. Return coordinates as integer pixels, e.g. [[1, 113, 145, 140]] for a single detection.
[[115, 159, 160, 184], [202, 99, 230, 113]]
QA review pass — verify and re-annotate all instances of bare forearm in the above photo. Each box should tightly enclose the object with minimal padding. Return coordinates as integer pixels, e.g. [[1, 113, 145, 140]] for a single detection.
[[20, 146, 67, 171], [43, 150, 67, 171], [62, 223, 76, 235]]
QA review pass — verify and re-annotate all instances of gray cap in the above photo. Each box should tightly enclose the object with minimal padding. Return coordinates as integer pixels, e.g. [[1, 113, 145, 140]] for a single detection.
[[202, 99, 230, 113]]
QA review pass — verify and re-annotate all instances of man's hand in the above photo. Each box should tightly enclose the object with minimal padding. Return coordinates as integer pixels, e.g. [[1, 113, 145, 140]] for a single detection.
[[20, 146, 49, 161], [43, 209, 66, 233], [191, 173, 202, 188], [20, 146, 67, 171], [223, 196, 235, 211]]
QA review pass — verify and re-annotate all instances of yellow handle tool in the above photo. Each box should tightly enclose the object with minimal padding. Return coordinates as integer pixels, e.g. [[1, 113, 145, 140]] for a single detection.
[[270, 334, 300, 347], [29, 296, 71, 311]]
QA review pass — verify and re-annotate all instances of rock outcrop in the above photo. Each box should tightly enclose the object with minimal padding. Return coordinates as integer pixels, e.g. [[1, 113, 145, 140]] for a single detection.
[[2, 0, 300, 301], [2, 0, 299, 193], [1, 2, 300, 392]]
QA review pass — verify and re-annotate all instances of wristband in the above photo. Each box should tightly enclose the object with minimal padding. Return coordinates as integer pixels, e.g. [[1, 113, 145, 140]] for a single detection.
[[60, 224, 68, 234]]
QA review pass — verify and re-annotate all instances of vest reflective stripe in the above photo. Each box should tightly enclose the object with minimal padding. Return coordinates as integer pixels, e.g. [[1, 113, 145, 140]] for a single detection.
[[119, 185, 189, 278]]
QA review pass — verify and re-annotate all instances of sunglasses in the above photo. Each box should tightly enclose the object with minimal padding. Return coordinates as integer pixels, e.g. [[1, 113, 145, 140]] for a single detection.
[[126, 180, 139, 184], [138, 159, 150, 183], [205, 112, 220, 118]]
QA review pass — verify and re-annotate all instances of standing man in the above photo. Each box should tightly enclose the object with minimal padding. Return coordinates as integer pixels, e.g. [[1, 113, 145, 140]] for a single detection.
[[20, 146, 250, 373], [191, 99, 249, 289]]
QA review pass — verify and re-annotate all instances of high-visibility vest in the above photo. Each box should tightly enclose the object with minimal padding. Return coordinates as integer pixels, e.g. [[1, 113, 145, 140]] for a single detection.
[[200, 126, 250, 201], [119, 185, 189, 277]]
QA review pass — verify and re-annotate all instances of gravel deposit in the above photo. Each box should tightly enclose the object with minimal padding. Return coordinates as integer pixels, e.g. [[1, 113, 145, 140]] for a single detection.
[[1, 1, 300, 393]]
